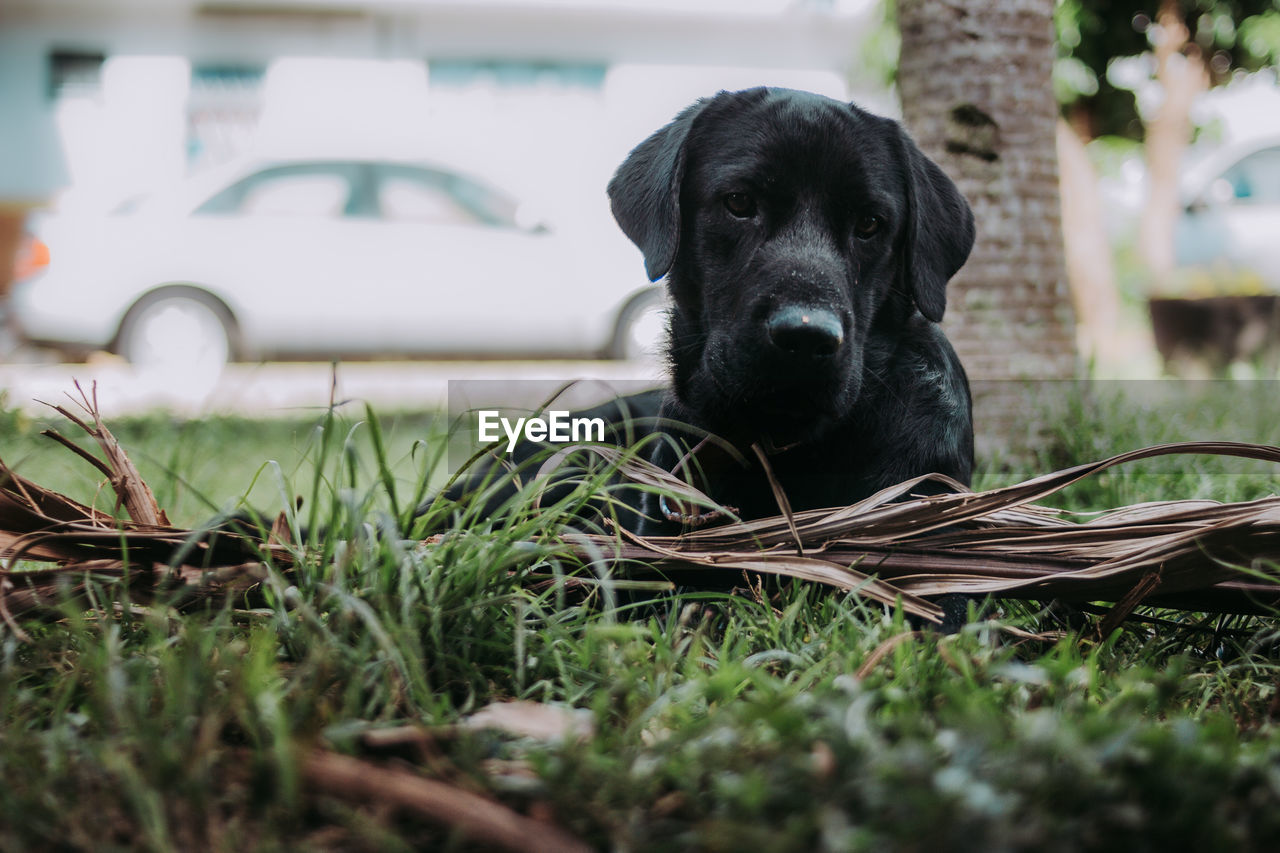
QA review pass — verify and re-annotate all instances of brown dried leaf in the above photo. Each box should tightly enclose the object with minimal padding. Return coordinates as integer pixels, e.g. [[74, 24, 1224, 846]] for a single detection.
[[40, 381, 169, 526], [303, 749, 592, 853], [463, 700, 595, 744]]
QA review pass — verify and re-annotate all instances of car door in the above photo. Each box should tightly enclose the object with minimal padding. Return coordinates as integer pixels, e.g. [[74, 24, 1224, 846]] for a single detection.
[[1179, 146, 1280, 289], [355, 163, 593, 355], [186, 161, 375, 355]]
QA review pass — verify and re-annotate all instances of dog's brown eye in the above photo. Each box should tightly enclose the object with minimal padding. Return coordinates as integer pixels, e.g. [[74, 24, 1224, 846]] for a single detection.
[[854, 215, 882, 238], [724, 192, 757, 218]]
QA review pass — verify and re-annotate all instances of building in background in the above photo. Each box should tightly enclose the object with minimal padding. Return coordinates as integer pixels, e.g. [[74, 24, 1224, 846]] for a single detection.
[[0, 25, 69, 353], [1, 0, 877, 224], [0, 0, 889, 380]]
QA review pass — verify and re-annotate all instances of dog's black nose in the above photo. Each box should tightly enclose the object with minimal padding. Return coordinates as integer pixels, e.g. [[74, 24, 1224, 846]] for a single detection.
[[766, 306, 844, 357]]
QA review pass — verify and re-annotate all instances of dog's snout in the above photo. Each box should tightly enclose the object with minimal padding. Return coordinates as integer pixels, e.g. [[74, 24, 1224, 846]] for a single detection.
[[765, 306, 844, 357]]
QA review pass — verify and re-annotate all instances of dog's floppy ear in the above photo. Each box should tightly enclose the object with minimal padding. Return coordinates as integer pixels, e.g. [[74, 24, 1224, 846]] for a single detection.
[[895, 125, 975, 323], [607, 99, 708, 282]]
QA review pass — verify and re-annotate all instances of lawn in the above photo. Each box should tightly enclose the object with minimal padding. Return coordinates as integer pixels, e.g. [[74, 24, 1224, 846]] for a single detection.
[[2, 381, 1280, 851]]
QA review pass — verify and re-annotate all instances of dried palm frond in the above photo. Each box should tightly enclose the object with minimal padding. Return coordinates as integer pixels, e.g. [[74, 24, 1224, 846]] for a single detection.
[[2, 389, 1279, 631], [1, 388, 291, 636], [565, 441, 1280, 624]]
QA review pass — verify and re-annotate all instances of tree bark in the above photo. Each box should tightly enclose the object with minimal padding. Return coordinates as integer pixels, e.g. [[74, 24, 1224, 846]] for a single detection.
[[1057, 117, 1122, 362], [897, 0, 1077, 385], [1137, 0, 1209, 290], [897, 0, 1078, 456]]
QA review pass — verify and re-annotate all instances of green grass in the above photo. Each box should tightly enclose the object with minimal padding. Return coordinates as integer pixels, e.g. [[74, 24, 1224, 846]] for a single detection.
[[2, 386, 1280, 851], [976, 380, 1280, 509], [0, 404, 447, 526]]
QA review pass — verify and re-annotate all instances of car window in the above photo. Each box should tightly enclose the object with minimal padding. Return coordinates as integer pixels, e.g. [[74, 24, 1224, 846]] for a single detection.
[[1221, 147, 1280, 205], [450, 173, 521, 227], [240, 174, 349, 217], [374, 165, 520, 227], [379, 175, 479, 225], [196, 164, 357, 217]]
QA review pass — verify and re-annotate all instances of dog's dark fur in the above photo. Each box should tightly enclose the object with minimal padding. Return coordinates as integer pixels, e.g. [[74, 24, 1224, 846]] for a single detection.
[[611, 87, 975, 531], [446, 87, 975, 535]]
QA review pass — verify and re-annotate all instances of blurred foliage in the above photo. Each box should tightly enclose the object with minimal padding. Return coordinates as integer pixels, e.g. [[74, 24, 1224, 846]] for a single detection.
[[874, 1, 1280, 134], [1163, 263, 1271, 296], [1055, 0, 1280, 139], [852, 0, 901, 90]]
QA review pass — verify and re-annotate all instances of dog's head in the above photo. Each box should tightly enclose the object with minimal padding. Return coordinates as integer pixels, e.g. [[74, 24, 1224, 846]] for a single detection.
[[608, 87, 974, 441]]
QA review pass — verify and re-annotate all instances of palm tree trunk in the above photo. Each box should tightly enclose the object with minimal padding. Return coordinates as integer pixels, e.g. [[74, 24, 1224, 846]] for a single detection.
[[897, 0, 1078, 450], [1057, 117, 1123, 363], [1138, 0, 1208, 290]]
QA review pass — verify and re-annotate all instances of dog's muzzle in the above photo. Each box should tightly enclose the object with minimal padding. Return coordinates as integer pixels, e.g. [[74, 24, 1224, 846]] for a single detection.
[[765, 305, 844, 358]]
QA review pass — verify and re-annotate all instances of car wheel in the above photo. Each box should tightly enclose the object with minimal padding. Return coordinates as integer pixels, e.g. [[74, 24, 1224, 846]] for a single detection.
[[117, 289, 236, 372], [609, 288, 668, 362]]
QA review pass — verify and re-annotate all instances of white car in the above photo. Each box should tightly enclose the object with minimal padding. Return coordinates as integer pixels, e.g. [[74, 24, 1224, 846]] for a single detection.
[[1176, 136, 1280, 288], [12, 156, 665, 368]]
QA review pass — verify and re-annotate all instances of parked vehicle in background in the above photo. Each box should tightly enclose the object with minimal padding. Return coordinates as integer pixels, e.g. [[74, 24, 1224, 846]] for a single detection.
[[11, 155, 665, 369], [1176, 136, 1280, 290]]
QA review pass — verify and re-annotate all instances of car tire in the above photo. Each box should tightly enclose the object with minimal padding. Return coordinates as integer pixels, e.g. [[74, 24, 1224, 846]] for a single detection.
[[116, 288, 237, 371], [608, 288, 668, 362]]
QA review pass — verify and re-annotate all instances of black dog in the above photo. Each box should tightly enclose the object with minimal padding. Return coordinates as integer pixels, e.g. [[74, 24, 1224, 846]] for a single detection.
[[445, 87, 975, 536], [612, 86, 974, 530]]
